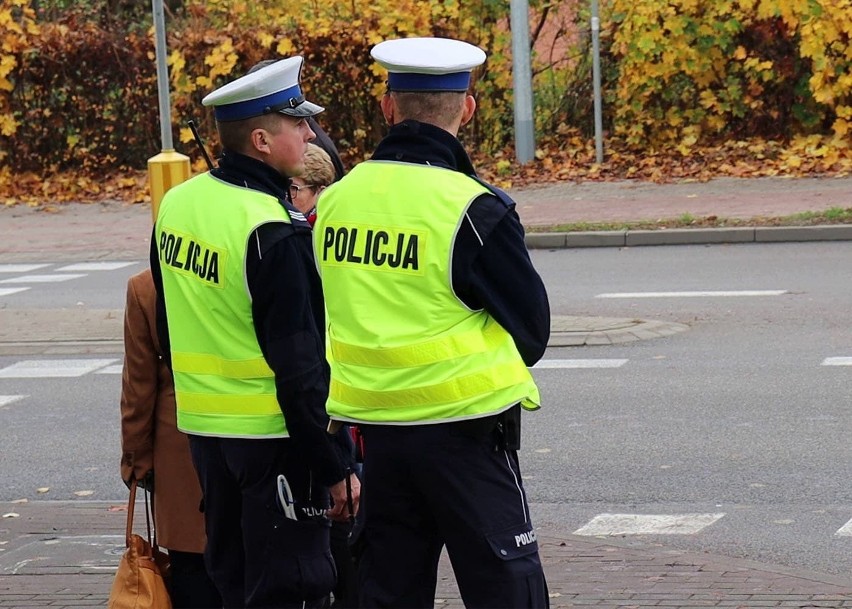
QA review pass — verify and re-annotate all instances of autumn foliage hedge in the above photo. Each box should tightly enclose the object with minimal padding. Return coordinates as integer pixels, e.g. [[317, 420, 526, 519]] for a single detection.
[[0, 0, 850, 196]]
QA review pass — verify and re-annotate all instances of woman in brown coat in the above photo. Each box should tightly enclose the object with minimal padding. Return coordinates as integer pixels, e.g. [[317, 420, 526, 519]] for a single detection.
[[119, 268, 221, 608]]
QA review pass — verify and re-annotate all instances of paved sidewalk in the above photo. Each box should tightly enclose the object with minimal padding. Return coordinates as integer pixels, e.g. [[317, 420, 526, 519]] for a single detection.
[[2, 175, 852, 607], [0, 175, 849, 263], [3, 500, 852, 608]]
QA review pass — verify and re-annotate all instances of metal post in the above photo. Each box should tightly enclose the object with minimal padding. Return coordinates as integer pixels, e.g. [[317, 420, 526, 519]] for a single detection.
[[152, 0, 172, 150], [591, 0, 604, 163], [148, 0, 190, 221], [510, 0, 535, 164]]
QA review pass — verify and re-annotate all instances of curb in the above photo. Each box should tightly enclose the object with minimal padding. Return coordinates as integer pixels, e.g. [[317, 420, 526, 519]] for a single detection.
[[525, 223, 852, 249], [0, 316, 688, 356]]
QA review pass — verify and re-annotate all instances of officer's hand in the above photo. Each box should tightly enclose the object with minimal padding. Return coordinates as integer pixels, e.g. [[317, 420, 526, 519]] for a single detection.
[[326, 472, 360, 522]]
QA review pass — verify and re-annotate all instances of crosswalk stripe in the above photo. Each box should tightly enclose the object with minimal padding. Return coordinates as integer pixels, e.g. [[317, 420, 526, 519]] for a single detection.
[[56, 262, 136, 272], [596, 290, 788, 298], [573, 513, 725, 536], [822, 357, 852, 366], [0, 359, 119, 378], [0, 395, 26, 407], [533, 359, 628, 369], [0, 264, 50, 273], [95, 365, 124, 375], [835, 518, 852, 536], [0, 287, 29, 296], [0, 274, 86, 284]]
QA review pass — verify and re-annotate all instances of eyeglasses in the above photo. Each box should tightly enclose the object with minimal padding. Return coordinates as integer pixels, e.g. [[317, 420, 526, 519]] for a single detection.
[[289, 183, 326, 197]]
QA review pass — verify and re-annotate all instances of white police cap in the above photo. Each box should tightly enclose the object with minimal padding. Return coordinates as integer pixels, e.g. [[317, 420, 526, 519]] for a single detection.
[[371, 37, 486, 92], [202, 56, 324, 122]]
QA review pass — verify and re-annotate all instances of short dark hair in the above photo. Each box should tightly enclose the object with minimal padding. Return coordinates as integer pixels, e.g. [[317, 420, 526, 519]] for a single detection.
[[216, 113, 286, 154], [391, 91, 466, 130]]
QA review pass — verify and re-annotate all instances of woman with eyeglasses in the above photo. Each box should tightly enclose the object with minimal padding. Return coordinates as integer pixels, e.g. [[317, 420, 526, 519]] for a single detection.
[[289, 143, 335, 227]]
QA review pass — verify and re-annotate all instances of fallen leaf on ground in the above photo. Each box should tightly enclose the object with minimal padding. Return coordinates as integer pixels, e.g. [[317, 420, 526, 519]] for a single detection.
[[36, 487, 49, 494], [74, 490, 95, 497], [2, 513, 19, 518]]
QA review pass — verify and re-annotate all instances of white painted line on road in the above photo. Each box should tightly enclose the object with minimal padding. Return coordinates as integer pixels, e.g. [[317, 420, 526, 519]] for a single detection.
[[56, 262, 136, 272], [573, 513, 725, 536], [835, 518, 852, 536], [533, 359, 628, 369], [0, 359, 119, 378], [596, 290, 788, 298], [0, 274, 86, 284], [0, 264, 50, 273], [0, 395, 26, 407], [95, 364, 124, 375], [822, 357, 852, 366], [0, 287, 29, 297]]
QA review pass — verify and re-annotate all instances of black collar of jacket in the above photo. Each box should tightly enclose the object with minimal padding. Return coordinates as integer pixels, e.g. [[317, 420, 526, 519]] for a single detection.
[[211, 150, 311, 230], [371, 120, 477, 176]]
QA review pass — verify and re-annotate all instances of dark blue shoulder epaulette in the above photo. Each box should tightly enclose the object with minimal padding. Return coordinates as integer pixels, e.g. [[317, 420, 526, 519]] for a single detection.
[[468, 176, 516, 210], [282, 199, 312, 231]]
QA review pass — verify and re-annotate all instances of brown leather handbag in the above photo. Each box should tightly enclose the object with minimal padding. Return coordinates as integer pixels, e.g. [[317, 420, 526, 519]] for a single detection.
[[108, 479, 172, 609]]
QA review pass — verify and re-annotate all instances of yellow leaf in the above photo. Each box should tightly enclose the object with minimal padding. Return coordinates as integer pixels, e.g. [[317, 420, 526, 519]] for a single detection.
[[733, 46, 746, 60], [784, 155, 802, 169], [180, 127, 195, 144], [276, 39, 295, 55], [257, 31, 274, 49]]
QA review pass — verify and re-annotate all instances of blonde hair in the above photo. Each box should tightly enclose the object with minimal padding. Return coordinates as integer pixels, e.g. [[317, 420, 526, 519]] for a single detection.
[[302, 143, 335, 188]]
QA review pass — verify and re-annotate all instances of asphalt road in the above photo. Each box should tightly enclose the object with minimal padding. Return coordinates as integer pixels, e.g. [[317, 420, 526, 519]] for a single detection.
[[1, 241, 851, 576]]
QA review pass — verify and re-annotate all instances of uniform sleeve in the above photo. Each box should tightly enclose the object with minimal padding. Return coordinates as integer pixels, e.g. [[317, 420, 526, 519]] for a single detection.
[[452, 194, 551, 367], [119, 277, 156, 483], [247, 225, 349, 486], [149, 227, 171, 370]]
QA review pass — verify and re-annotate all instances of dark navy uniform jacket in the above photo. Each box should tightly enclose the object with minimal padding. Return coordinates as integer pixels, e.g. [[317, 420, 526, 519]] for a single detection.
[[372, 120, 551, 366], [150, 150, 350, 487]]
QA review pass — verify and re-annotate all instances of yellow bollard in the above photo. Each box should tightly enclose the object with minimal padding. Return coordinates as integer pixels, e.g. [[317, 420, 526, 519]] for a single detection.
[[148, 149, 191, 222]]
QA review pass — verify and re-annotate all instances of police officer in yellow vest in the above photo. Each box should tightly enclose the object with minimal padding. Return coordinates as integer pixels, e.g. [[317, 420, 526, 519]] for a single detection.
[[313, 38, 551, 608], [151, 56, 360, 608]]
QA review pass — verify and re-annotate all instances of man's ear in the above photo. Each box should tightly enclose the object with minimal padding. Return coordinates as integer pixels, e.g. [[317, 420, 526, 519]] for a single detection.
[[250, 128, 270, 154], [459, 95, 476, 127], [380, 93, 395, 126]]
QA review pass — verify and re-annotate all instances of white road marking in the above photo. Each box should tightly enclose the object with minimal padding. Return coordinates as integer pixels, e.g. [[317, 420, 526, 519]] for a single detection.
[[835, 518, 852, 536], [596, 290, 788, 298], [56, 262, 136, 272], [0, 395, 26, 407], [0, 264, 50, 273], [573, 513, 725, 536], [95, 364, 124, 375], [0, 359, 119, 378], [0, 287, 29, 297], [822, 357, 852, 366], [533, 359, 628, 369], [0, 274, 86, 284]]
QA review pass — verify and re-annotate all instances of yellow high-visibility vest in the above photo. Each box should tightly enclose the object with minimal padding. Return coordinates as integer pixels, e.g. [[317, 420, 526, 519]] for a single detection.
[[155, 173, 290, 438], [314, 160, 541, 424]]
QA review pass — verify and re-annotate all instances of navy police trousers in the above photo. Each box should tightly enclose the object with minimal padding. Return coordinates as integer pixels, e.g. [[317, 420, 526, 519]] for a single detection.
[[189, 435, 336, 608], [353, 414, 549, 608]]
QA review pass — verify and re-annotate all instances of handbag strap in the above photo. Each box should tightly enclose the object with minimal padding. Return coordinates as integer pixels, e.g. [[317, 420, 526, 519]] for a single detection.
[[142, 483, 161, 554], [124, 479, 156, 558], [125, 479, 137, 548]]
